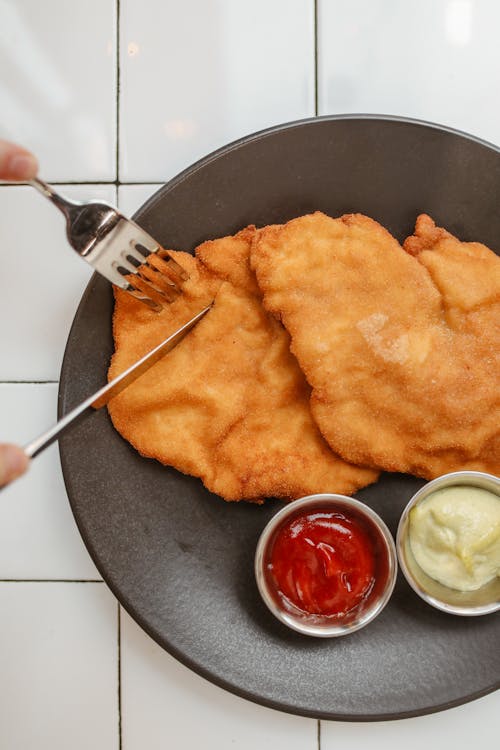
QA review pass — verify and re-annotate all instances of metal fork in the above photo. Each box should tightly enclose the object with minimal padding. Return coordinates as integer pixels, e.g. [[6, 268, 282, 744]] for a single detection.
[[30, 178, 189, 311]]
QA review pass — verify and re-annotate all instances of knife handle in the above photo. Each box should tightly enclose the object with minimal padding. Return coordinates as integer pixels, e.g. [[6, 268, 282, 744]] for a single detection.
[[0, 305, 211, 490], [23, 401, 96, 459], [0, 398, 97, 492]]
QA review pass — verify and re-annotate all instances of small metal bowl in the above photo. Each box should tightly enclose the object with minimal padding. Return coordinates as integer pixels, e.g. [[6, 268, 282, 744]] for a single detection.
[[397, 471, 500, 616], [255, 493, 397, 637]]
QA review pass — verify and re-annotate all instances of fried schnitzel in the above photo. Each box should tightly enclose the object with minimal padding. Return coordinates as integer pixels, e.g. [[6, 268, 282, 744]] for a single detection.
[[251, 212, 500, 479], [108, 227, 378, 502]]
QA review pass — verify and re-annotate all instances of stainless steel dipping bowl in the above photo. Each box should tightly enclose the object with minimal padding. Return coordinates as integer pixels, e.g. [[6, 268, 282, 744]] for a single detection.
[[397, 471, 500, 616], [255, 493, 398, 637]]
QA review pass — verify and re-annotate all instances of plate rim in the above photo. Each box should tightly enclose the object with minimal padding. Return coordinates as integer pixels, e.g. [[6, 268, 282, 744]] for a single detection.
[[133, 112, 500, 227], [58, 113, 500, 721]]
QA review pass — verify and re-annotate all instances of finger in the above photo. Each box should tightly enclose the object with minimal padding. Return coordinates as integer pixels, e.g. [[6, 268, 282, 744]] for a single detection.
[[0, 444, 29, 487], [0, 140, 38, 181]]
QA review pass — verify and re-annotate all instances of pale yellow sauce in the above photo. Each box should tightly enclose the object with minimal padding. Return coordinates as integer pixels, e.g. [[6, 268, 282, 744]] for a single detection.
[[409, 485, 500, 591]]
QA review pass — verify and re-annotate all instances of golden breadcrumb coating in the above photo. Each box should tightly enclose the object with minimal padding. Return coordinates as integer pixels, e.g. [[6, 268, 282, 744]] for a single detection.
[[108, 227, 378, 502], [251, 212, 500, 479]]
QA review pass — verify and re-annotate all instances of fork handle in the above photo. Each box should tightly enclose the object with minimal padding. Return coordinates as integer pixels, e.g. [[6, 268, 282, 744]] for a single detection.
[[30, 177, 78, 216]]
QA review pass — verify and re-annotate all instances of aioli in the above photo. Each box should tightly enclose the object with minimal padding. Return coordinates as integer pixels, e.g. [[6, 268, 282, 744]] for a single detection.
[[409, 485, 500, 591]]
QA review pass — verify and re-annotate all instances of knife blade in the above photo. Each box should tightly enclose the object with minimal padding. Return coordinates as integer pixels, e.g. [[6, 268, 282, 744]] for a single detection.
[[23, 305, 211, 460]]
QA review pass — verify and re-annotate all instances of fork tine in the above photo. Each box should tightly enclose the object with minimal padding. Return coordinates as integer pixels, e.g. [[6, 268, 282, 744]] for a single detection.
[[147, 253, 189, 287], [137, 265, 181, 302], [116, 256, 140, 275], [117, 246, 185, 306], [127, 243, 153, 265], [156, 251, 190, 281], [134, 242, 155, 259], [123, 281, 163, 312], [131, 244, 189, 285], [117, 259, 170, 309], [126, 274, 173, 308], [132, 230, 159, 252]]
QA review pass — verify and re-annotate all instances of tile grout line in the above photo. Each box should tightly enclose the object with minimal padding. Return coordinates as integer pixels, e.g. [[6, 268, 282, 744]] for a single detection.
[[0, 381, 58, 385], [0, 181, 116, 187], [0, 181, 166, 188], [116, 0, 121, 184], [314, 0, 319, 116], [317, 719, 321, 750], [0, 579, 103, 583], [118, 603, 122, 750]]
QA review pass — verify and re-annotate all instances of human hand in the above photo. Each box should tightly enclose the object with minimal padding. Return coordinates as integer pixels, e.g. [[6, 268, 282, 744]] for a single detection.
[[0, 444, 29, 487], [0, 139, 38, 181], [0, 140, 36, 486]]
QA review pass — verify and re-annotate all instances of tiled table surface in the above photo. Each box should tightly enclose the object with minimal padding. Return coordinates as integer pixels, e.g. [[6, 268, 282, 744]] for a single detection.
[[0, 1, 498, 747]]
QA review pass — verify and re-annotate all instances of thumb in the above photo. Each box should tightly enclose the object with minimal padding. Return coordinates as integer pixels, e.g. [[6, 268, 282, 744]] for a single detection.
[[0, 140, 38, 181], [0, 444, 29, 487]]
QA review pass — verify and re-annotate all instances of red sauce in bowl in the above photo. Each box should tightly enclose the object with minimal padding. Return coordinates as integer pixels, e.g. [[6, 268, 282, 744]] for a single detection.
[[265, 509, 377, 617]]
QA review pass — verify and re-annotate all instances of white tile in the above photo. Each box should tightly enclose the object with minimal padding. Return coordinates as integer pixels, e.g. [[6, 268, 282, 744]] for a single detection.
[[0, 0, 116, 181], [321, 690, 500, 750], [318, 0, 500, 146], [0, 384, 100, 579], [121, 610, 317, 750], [120, 0, 314, 181], [0, 183, 116, 381], [118, 184, 160, 217], [0, 582, 118, 750]]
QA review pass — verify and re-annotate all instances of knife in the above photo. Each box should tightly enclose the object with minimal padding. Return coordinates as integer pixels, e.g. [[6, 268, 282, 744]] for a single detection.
[[23, 305, 211, 460]]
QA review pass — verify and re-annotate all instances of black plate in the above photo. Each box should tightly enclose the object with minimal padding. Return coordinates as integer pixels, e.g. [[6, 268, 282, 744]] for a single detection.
[[59, 116, 500, 721]]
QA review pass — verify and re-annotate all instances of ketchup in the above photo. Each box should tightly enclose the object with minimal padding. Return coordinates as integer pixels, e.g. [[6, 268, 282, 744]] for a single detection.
[[266, 509, 376, 617]]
